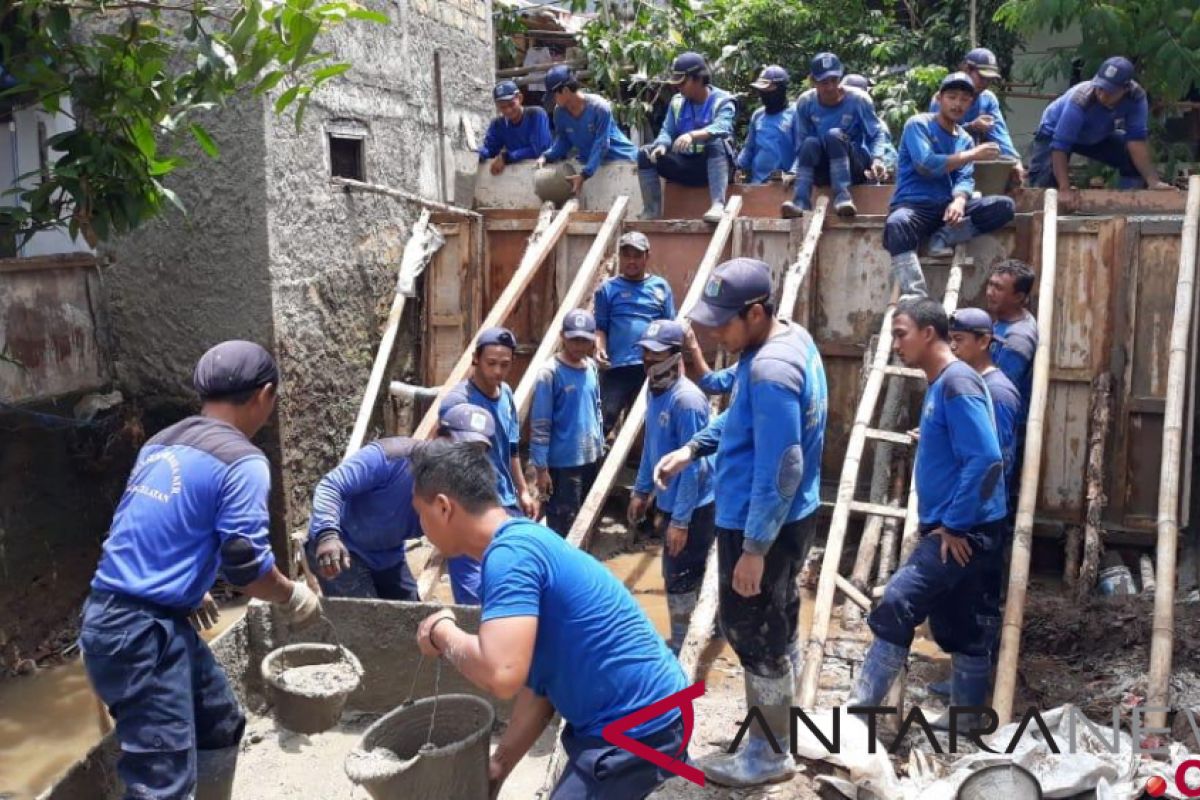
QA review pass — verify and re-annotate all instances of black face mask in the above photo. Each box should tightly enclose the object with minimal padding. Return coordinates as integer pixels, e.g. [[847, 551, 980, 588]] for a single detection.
[[760, 85, 789, 114]]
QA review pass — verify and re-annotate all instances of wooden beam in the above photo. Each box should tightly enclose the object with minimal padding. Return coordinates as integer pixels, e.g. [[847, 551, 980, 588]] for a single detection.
[[778, 196, 828, 319], [330, 176, 481, 220], [513, 197, 628, 418], [0, 251, 97, 273]]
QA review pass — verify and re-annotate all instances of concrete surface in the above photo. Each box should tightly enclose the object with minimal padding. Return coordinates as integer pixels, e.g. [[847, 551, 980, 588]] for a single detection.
[[473, 160, 646, 216]]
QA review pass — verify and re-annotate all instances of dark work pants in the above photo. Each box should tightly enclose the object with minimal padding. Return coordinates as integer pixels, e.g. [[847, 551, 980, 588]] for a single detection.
[[600, 364, 645, 435], [1027, 134, 1144, 188], [81, 591, 246, 800], [552, 717, 690, 800], [637, 146, 733, 188], [305, 541, 418, 601], [659, 501, 716, 595], [883, 197, 1015, 256], [978, 515, 1015, 660], [546, 461, 601, 537], [795, 129, 871, 186], [717, 516, 816, 679]]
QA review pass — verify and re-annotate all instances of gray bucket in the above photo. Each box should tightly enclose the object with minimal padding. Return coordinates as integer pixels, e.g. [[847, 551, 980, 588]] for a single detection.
[[345, 694, 495, 800], [974, 159, 1016, 196], [261, 643, 363, 735], [956, 762, 1042, 798], [534, 161, 577, 206]]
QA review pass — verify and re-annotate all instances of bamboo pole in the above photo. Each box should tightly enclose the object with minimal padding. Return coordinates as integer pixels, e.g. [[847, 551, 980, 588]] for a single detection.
[[330, 176, 481, 220], [779, 196, 828, 317], [564, 196, 744, 551], [1077, 373, 1113, 601], [1147, 175, 1200, 730], [993, 189, 1060, 726], [513, 197, 628, 417]]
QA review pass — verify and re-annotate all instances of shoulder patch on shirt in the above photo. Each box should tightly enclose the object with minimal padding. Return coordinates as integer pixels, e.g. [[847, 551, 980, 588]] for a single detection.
[[750, 353, 804, 395], [983, 371, 1021, 412], [1070, 83, 1097, 108], [941, 363, 988, 401], [147, 416, 263, 466], [377, 437, 422, 461]]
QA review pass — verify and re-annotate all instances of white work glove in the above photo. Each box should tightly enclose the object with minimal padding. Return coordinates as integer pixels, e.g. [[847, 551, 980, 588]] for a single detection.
[[648, 145, 667, 164], [282, 580, 322, 628]]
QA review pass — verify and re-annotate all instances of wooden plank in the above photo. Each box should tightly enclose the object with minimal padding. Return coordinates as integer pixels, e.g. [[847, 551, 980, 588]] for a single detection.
[[864, 428, 914, 446], [0, 251, 96, 274], [835, 574, 872, 612], [779, 196, 828, 321], [849, 501, 908, 520]]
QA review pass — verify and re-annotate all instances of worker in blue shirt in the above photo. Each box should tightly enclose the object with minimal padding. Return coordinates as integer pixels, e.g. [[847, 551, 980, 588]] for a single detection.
[[440, 326, 539, 605], [851, 298, 1008, 729], [736, 65, 797, 186], [985, 259, 1039, 428], [629, 320, 716, 654], [412, 442, 691, 800], [479, 80, 552, 175], [593, 231, 677, 435], [81, 341, 322, 800], [1028, 56, 1174, 208], [840, 73, 899, 177], [530, 310, 605, 537], [885, 72, 1016, 298], [781, 52, 892, 219], [638, 51, 736, 223], [306, 403, 495, 600], [930, 48, 1025, 184], [657, 258, 827, 787], [537, 65, 637, 198]]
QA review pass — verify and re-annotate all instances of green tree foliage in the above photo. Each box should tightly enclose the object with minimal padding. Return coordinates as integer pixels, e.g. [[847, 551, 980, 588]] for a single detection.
[[0, 1, 386, 246]]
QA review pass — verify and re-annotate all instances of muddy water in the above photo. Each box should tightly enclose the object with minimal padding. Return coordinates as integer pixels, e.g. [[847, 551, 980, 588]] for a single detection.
[[0, 600, 247, 800]]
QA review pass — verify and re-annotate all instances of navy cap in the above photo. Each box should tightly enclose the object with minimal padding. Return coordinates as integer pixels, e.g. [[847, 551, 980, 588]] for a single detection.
[[810, 52, 844, 82], [562, 309, 597, 340], [689, 258, 772, 328], [438, 403, 495, 445], [475, 326, 517, 353], [545, 65, 573, 94], [964, 47, 1002, 79], [949, 307, 994, 336], [667, 52, 708, 85], [939, 71, 976, 96], [193, 340, 279, 399], [751, 65, 790, 90], [841, 73, 872, 92], [618, 231, 651, 252], [492, 80, 519, 102], [1093, 56, 1134, 93], [638, 319, 684, 352]]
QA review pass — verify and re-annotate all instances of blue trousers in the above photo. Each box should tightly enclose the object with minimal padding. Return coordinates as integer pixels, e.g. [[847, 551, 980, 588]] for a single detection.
[[883, 196, 1015, 256], [600, 364, 645, 435], [546, 461, 601, 537], [659, 501, 716, 595], [81, 591, 245, 800], [795, 130, 871, 186], [867, 519, 1008, 658], [448, 504, 524, 605], [305, 542, 418, 601], [552, 717, 689, 800], [1027, 134, 1144, 189]]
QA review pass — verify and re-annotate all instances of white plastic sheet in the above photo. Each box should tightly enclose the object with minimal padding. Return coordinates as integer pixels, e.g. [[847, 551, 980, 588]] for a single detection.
[[396, 211, 444, 298]]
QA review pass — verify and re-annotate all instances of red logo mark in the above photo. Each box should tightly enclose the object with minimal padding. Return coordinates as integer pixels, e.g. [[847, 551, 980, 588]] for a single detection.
[[1146, 760, 1200, 798], [601, 680, 706, 787]]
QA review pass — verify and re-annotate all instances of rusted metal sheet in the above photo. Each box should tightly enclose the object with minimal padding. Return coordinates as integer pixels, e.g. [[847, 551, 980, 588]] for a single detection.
[[0, 258, 110, 403]]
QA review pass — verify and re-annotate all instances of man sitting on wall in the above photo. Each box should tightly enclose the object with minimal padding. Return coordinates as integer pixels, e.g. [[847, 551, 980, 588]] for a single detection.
[[930, 48, 1025, 185], [736, 66, 798, 187], [478, 80, 552, 175]]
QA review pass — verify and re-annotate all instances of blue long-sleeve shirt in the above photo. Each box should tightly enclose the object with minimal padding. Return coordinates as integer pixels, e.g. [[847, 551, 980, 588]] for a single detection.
[[915, 360, 1007, 533], [1036, 81, 1148, 150], [91, 417, 276, 609], [737, 107, 797, 183], [792, 87, 891, 166], [652, 87, 736, 153], [530, 356, 604, 469], [543, 94, 637, 178], [634, 378, 715, 526], [307, 438, 423, 571], [440, 380, 521, 508], [992, 311, 1038, 425], [930, 89, 1018, 159], [479, 107, 552, 164], [593, 275, 676, 368], [689, 322, 827, 552], [891, 112, 975, 208], [697, 366, 736, 395], [982, 367, 1021, 508]]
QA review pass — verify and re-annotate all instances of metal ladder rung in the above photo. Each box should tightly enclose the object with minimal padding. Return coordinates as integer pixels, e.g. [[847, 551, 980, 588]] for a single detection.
[[881, 365, 924, 379], [865, 427, 914, 446], [848, 500, 907, 520]]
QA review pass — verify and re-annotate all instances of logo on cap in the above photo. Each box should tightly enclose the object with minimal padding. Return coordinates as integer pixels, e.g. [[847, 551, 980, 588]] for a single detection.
[[1105, 65, 1118, 78], [647, 322, 661, 338], [470, 412, 488, 432], [822, 56, 833, 68], [705, 278, 722, 298], [574, 312, 587, 327]]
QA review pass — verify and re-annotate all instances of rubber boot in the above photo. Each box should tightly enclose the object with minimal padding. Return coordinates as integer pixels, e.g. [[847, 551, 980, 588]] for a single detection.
[[667, 589, 698, 656], [927, 219, 977, 257], [639, 167, 663, 220], [849, 639, 909, 707], [787, 638, 803, 692], [195, 745, 239, 800], [703, 672, 796, 787], [931, 652, 992, 731], [706, 147, 730, 213], [786, 165, 815, 216], [890, 251, 928, 299], [703, 201, 725, 223], [830, 156, 857, 216]]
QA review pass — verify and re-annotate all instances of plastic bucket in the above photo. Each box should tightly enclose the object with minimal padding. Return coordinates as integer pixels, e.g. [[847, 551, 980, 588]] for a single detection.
[[260, 643, 363, 734], [1098, 564, 1136, 596], [345, 694, 495, 800], [956, 762, 1042, 798], [534, 161, 577, 206], [973, 159, 1016, 196]]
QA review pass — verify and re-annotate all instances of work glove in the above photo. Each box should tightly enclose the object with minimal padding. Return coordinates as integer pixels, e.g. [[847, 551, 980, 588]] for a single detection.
[[282, 581, 322, 628], [189, 592, 220, 632]]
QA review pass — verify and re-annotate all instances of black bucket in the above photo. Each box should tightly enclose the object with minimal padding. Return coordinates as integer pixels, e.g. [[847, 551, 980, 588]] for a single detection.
[[344, 694, 495, 800], [260, 643, 363, 735]]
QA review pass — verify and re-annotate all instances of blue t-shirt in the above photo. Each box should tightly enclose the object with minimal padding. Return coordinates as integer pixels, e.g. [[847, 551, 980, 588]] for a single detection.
[[892, 112, 975, 208], [529, 356, 604, 469], [737, 107, 797, 184], [634, 377, 715, 525], [930, 89, 1018, 159], [983, 367, 1021, 507], [690, 322, 828, 551], [793, 87, 891, 164], [441, 380, 520, 508], [480, 518, 687, 738], [1036, 81, 1149, 150], [992, 310, 1038, 425], [479, 107, 553, 164], [92, 417, 276, 609], [307, 438, 423, 571], [593, 275, 676, 368], [543, 94, 637, 178], [914, 361, 1007, 534]]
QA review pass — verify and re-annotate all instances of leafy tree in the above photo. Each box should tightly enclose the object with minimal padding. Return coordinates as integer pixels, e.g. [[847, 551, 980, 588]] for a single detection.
[[0, 1, 386, 247]]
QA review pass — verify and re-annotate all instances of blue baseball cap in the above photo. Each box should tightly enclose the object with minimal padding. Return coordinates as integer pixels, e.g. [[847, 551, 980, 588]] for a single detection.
[[810, 52, 844, 82], [751, 65, 790, 90], [964, 47, 1002, 80], [545, 65, 574, 94], [438, 403, 495, 445], [475, 326, 517, 353], [667, 52, 708, 85], [193, 340, 279, 399], [1093, 56, 1134, 93], [562, 309, 597, 340], [949, 307, 995, 336], [492, 80, 520, 102], [939, 71, 976, 95], [689, 258, 772, 328], [841, 73, 872, 92], [638, 320, 684, 352]]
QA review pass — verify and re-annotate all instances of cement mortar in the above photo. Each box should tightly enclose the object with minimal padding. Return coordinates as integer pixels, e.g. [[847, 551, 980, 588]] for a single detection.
[[277, 662, 361, 697]]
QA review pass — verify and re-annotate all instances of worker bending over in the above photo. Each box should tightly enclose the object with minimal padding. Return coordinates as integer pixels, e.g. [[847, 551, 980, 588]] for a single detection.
[[930, 48, 1024, 184], [538, 65, 637, 197], [479, 80, 552, 175], [737, 66, 797, 185]]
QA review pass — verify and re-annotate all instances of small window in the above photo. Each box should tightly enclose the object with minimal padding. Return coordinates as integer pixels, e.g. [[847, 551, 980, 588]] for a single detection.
[[329, 134, 364, 180]]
